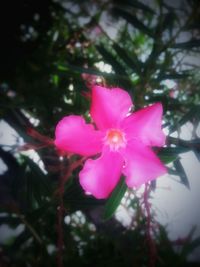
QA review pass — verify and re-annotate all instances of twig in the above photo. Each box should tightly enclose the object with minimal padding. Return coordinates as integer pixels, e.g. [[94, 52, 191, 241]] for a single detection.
[[56, 156, 86, 267], [18, 214, 43, 245]]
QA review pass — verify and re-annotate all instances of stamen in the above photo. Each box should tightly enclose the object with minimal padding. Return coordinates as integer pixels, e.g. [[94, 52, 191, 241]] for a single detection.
[[104, 129, 127, 151]]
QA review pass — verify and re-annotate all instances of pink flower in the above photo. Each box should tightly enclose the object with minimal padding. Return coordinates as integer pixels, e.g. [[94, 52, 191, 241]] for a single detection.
[[54, 86, 167, 199]]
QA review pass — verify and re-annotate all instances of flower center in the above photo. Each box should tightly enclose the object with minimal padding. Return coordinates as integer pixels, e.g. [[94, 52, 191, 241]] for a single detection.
[[104, 129, 127, 151]]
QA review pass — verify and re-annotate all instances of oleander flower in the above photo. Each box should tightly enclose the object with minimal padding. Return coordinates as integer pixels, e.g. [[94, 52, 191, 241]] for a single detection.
[[54, 86, 167, 199]]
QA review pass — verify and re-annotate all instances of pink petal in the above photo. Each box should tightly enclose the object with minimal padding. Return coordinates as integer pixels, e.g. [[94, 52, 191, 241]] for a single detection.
[[121, 141, 167, 188], [79, 148, 124, 199], [54, 115, 103, 156], [90, 85, 133, 130], [121, 103, 165, 147]]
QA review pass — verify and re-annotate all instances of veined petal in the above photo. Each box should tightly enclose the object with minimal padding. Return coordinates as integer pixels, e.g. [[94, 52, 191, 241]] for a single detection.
[[90, 85, 133, 130], [121, 103, 165, 147], [121, 141, 167, 188], [54, 115, 103, 156], [79, 148, 124, 199]]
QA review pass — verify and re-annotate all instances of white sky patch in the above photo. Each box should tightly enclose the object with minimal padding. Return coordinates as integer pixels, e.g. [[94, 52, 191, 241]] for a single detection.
[[47, 244, 56, 255], [94, 61, 112, 73], [52, 30, 59, 42], [152, 122, 200, 260], [63, 95, 73, 105], [0, 158, 8, 174], [196, 123, 200, 137], [68, 84, 74, 91], [161, 79, 177, 89], [115, 205, 133, 227], [64, 215, 71, 225], [21, 109, 40, 127], [0, 119, 47, 174], [153, 89, 164, 94], [19, 149, 47, 175], [0, 224, 25, 244], [0, 120, 22, 150]]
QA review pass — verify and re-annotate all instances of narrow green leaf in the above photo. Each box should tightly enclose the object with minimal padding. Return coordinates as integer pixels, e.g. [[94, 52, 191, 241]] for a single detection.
[[64, 179, 105, 211], [112, 8, 154, 38], [169, 105, 200, 133], [193, 148, 200, 162], [26, 204, 51, 222], [158, 154, 177, 164], [12, 229, 31, 250], [162, 12, 177, 32], [115, 0, 154, 14], [21, 156, 51, 208], [172, 39, 200, 49], [174, 158, 190, 189], [157, 72, 189, 81], [186, 236, 200, 253], [157, 144, 189, 166], [52, 74, 59, 86], [25, 157, 50, 194], [168, 136, 200, 149], [181, 227, 200, 256], [188, 138, 200, 145], [0, 216, 20, 226], [57, 63, 129, 81], [96, 45, 127, 75], [158, 147, 190, 156], [113, 43, 142, 74], [103, 176, 127, 220], [167, 167, 179, 175]]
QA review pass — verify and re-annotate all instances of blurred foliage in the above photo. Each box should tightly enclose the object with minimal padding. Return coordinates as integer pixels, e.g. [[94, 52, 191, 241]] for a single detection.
[[0, 0, 200, 266]]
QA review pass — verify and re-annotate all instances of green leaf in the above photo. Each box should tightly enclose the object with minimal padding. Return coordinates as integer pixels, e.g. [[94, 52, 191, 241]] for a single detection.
[[164, 147, 190, 154], [162, 12, 177, 32], [174, 158, 190, 189], [188, 138, 200, 145], [64, 179, 105, 212], [169, 105, 200, 133], [25, 157, 51, 193], [0, 216, 20, 227], [157, 72, 189, 80], [193, 148, 200, 162], [11, 229, 31, 249], [157, 146, 190, 164], [158, 146, 190, 156], [168, 136, 200, 149], [112, 8, 154, 38], [114, 0, 154, 14], [21, 156, 51, 208], [167, 167, 179, 175], [52, 74, 59, 86], [181, 227, 200, 256], [103, 176, 127, 220], [25, 203, 51, 222], [112, 43, 142, 74], [172, 39, 200, 49], [57, 63, 130, 81], [96, 45, 127, 75], [159, 154, 177, 164], [186, 236, 200, 253]]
